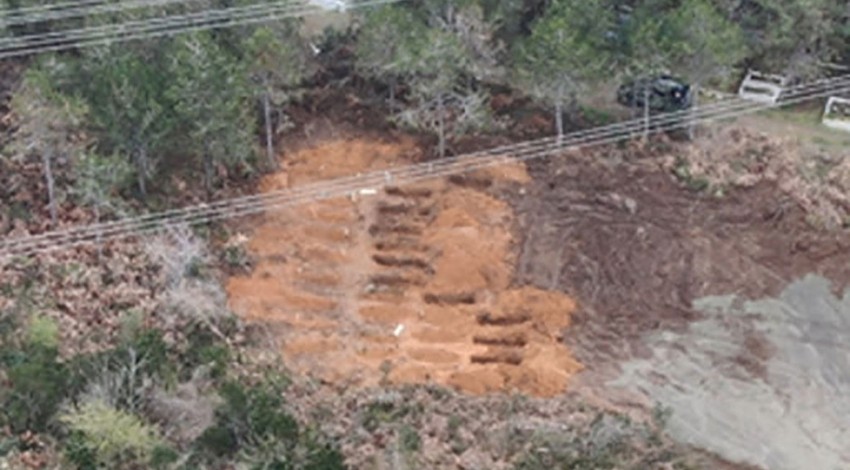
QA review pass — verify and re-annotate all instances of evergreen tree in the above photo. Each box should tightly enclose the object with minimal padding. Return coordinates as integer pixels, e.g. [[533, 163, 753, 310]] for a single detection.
[[513, 0, 615, 139], [355, 5, 426, 109], [393, 25, 492, 158], [168, 33, 256, 196], [242, 21, 310, 168], [666, 0, 746, 137], [358, 3, 497, 157], [76, 45, 175, 198]]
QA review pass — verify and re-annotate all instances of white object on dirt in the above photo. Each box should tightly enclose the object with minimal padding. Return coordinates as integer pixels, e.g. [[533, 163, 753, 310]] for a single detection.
[[359, 188, 378, 196], [822, 96, 850, 133], [737, 69, 786, 104], [307, 0, 347, 11], [700, 87, 737, 101], [393, 324, 405, 337]]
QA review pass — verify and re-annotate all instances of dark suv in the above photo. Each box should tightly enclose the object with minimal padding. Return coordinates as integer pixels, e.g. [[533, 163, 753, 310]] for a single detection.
[[617, 75, 692, 112]]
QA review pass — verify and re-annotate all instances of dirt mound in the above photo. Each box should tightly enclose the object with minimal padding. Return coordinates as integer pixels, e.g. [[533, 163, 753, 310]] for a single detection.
[[512, 147, 850, 368], [226, 138, 580, 397]]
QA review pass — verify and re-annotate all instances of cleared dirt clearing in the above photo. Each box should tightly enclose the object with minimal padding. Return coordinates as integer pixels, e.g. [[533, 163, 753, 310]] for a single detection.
[[226, 138, 581, 396]]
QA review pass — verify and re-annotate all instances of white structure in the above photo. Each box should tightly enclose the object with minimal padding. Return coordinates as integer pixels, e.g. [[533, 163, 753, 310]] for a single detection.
[[738, 69, 787, 104], [822, 96, 850, 133], [307, 0, 348, 11]]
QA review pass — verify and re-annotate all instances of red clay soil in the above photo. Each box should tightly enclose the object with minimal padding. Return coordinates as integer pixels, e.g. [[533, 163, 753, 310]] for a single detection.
[[510, 145, 850, 368], [226, 138, 581, 397]]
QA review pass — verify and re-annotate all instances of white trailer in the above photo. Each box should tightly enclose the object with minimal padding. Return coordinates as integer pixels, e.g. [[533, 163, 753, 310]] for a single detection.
[[822, 96, 850, 133], [307, 0, 348, 11], [738, 69, 787, 104]]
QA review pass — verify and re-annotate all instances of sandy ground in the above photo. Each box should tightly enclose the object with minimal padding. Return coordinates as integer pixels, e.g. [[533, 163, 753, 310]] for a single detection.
[[226, 138, 580, 396], [609, 275, 850, 470]]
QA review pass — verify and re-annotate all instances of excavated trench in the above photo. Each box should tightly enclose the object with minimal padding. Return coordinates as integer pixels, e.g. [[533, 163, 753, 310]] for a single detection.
[[225, 137, 581, 396]]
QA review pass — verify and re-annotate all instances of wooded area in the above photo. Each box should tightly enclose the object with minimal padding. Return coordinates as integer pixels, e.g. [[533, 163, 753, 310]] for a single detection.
[[0, 0, 848, 469], [1, 0, 847, 222]]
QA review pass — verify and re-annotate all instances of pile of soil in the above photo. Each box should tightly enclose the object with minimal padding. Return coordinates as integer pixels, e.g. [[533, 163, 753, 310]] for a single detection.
[[226, 138, 581, 396], [511, 145, 850, 369]]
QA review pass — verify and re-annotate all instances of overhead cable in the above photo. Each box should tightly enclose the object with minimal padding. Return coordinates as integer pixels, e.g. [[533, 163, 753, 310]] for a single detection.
[[2, 74, 848, 258], [0, 0, 397, 58]]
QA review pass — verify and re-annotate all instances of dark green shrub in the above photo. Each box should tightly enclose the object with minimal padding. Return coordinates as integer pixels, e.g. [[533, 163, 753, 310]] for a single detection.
[[197, 380, 299, 458], [197, 424, 238, 458], [132, 329, 171, 378], [180, 327, 230, 380], [399, 425, 421, 453], [360, 398, 414, 432], [64, 430, 98, 470], [301, 440, 346, 470], [150, 445, 180, 469], [196, 378, 346, 468], [1, 344, 69, 433]]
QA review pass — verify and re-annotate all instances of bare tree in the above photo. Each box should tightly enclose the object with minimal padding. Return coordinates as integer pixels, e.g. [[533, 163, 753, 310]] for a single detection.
[[74, 153, 132, 258], [243, 22, 310, 168], [10, 65, 86, 226], [145, 223, 231, 340], [144, 223, 208, 288]]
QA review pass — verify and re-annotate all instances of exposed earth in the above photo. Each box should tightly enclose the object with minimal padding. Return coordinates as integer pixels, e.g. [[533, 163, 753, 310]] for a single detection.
[[514, 143, 850, 368], [226, 122, 850, 469], [226, 138, 581, 397]]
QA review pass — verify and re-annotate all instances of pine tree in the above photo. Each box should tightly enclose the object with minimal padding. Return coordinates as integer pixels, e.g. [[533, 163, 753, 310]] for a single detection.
[[76, 45, 175, 198], [512, 0, 615, 139], [168, 33, 256, 196], [242, 21, 310, 168]]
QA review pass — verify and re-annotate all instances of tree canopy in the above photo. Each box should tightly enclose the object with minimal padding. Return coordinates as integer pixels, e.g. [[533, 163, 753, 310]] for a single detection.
[[167, 33, 256, 195], [512, 0, 615, 137]]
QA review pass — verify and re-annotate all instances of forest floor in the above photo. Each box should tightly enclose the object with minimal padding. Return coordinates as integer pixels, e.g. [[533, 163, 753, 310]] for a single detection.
[[226, 110, 850, 469]]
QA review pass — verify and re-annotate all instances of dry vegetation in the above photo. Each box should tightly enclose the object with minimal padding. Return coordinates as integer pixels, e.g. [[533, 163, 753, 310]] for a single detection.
[[669, 125, 850, 229]]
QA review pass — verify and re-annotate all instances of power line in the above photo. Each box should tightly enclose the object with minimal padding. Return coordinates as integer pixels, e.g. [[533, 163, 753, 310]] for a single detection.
[[0, 86, 759, 254], [0, 0, 308, 48], [2, 74, 848, 259], [4, 94, 745, 255], [0, 0, 396, 58], [2, 75, 847, 256], [0, 0, 194, 27], [0, 0, 304, 46], [0, 0, 112, 16]]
